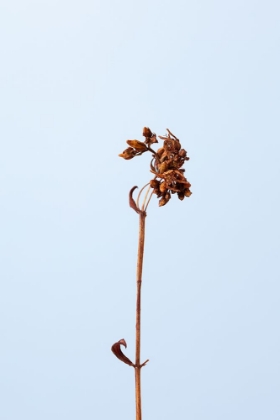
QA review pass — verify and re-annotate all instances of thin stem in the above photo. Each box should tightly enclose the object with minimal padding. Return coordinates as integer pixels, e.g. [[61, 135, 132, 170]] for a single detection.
[[135, 211, 146, 420], [141, 186, 151, 211], [136, 183, 150, 209], [144, 190, 154, 212]]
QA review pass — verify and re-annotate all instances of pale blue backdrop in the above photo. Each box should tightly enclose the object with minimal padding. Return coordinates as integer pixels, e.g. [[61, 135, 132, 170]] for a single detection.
[[0, 0, 279, 419]]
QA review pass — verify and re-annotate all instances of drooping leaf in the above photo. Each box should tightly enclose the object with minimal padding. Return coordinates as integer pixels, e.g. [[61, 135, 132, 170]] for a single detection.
[[111, 339, 134, 367], [129, 186, 141, 214]]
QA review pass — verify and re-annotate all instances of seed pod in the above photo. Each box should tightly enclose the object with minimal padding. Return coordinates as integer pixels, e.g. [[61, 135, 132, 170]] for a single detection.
[[159, 197, 168, 207], [163, 139, 173, 151], [184, 189, 192, 197], [126, 140, 147, 151], [174, 140, 181, 151], [159, 181, 167, 193], [179, 149, 187, 158], [177, 191, 185, 201], [156, 147, 165, 158], [158, 161, 169, 174], [154, 189, 162, 197], [150, 179, 159, 189], [143, 127, 152, 137], [165, 192, 171, 202], [118, 147, 137, 160]]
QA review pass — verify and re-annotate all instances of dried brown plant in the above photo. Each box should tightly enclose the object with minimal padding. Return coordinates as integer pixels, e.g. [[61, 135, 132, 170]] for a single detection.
[[111, 128, 191, 420]]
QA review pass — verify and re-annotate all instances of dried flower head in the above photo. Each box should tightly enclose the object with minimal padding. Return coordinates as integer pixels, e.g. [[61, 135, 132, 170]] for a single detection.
[[119, 128, 192, 209]]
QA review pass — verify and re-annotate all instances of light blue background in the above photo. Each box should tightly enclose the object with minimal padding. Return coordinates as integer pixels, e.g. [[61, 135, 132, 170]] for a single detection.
[[0, 1, 279, 419]]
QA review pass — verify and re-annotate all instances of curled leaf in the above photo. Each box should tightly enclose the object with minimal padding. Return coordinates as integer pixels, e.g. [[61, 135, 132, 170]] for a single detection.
[[129, 186, 141, 214], [111, 339, 134, 367]]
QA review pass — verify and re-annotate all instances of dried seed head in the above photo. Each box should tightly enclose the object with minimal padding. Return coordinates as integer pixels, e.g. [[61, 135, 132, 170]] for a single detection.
[[119, 127, 192, 208]]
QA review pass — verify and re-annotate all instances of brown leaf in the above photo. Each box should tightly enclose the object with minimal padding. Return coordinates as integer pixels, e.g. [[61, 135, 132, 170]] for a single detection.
[[129, 186, 141, 214], [111, 339, 134, 367]]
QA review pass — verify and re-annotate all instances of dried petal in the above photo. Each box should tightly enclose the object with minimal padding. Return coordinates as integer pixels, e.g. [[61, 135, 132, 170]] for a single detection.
[[126, 140, 147, 152], [111, 339, 134, 367]]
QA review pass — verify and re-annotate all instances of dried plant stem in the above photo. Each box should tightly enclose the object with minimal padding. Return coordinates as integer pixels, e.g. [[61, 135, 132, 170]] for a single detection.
[[135, 211, 146, 420], [112, 127, 191, 419]]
